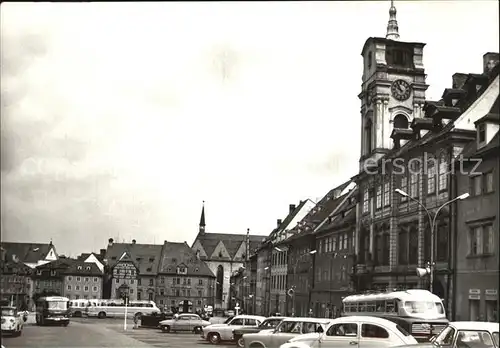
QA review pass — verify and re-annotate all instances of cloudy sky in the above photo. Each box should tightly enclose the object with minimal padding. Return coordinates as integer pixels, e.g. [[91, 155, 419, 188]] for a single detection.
[[1, 1, 498, 256]]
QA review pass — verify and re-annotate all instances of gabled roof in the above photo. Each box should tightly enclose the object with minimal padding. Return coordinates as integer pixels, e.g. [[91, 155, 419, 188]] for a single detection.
[[286, 180, 355, 242], [192, 233, 265, 259], [461, 132, 500, 159], [268, 200, 310, 241], [316, 191, 358, 234], [105, 243, 163, 276], [0, 242, 55, 263], [158, 241, 215, 277], [58, 258, 102, 276], [78, 252, 104, 264]]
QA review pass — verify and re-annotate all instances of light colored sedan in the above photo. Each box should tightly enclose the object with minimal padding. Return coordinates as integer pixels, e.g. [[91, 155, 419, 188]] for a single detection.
[[279, 316, 418, 348], [395, 321, 500, 348], [243, 317, 331, 348], [159, 313, 211, 333]]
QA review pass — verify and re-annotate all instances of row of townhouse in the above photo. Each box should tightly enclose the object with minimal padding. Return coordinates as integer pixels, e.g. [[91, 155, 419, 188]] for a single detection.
[[102, 238, 217, 313], [231, 8, 499, 322], [0, 241, 105, 308]]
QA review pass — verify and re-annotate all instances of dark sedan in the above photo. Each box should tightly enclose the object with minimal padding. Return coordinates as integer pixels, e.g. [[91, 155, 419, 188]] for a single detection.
[[233, 317, 286, 347]]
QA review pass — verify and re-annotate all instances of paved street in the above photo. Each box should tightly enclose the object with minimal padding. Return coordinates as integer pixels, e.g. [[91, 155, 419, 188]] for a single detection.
[[1, 315, 234, 347]]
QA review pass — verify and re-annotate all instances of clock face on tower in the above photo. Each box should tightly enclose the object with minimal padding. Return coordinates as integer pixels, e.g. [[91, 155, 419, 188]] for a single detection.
[[391, 79, 412, 101]]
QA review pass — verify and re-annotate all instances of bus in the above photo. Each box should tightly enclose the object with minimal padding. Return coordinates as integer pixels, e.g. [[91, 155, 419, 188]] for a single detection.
[[342, 289, 448, 342], [85, 299, 160, 319], [35, 296, 70, 326], [68, 299, 90, 317]]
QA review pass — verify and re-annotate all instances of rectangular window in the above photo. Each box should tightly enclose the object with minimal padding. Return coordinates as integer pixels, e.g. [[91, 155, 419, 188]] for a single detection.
[[470, 175, 482, 196], [198, 279, 203, 285], [469, 226, 483, 255], [67, 285, 71, 290], [427, 163, 436, 194], [409, 227, 418, 264], [363, 188, 369, 213], [400, 176, 408, 202], [198, 290, 202, 297], [484, 224, 494, 254], [376, 185, 382, 209], [382, 234, 390, 266], [438, 155, 448, 191], [332, 236, 337, 251], [383, 181, 390, 206], [478, 124, 486, 143], [84, 286, 89, 292], [436, 224, 448, 262], [485, 172, 494, 193], [469, 299, 480, 321], [343, 234, 348, 249], [410, 172, 418, 198]]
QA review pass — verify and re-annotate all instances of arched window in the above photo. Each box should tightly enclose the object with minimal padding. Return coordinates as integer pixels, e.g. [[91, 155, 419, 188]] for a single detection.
[[365, 118, 373, 154], [216, 265, 223, 300], [393, 114, 409, 129]]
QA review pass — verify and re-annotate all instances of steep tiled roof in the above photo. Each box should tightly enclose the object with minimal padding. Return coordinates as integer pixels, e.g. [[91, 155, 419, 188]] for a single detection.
[[286, 181, 354, 242], [462, 132, 500, 159], [105, 243, 162, 276], [317, 194, 357, 233], [158, 242, 215, 277], [61, 258, 103, 276], [78, 252, 105, 264], [193, 233, 265, 259], [0, 242, 54, 263]]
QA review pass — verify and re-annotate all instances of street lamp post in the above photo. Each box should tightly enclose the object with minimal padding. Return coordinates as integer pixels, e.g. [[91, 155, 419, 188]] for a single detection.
[[395, 189, 469, 293], [288, 250, 317, 317]]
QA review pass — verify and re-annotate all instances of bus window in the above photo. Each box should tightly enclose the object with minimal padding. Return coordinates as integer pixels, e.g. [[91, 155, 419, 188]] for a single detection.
[[435, 302, 444, 314], [376, 301, 384, 312], [351, 304, 357, 312], [147, 304, 153, 308], [386, 300, 395, 313], [360, 302, 367, 312]]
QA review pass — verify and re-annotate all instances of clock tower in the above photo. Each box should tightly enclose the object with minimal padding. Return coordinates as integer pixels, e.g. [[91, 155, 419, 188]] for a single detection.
[[358, 0, 428, 171]]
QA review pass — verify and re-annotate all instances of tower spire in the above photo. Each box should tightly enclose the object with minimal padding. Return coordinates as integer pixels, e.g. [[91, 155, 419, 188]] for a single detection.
[[386, 0, 400, 41], [199, 201, 206, 234]]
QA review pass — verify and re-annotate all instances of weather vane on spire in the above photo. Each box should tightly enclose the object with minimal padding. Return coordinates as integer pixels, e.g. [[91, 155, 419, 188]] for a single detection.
[[386, 0, 400, 40]]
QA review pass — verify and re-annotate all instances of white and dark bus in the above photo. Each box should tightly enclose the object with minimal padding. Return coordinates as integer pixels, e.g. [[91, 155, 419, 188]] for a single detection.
[[35, 296, 70, 326], [85, 299, 160, 319], [342, 289, 448, 342]]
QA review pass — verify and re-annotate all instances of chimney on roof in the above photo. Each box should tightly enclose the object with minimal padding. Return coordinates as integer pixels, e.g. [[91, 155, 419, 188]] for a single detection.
[[277, 219, 282, 228], [452, 73, 468, 89], [289, 204, 296, 214], [132, 239, 136, 245], [108, 238, 114, 247], [483, 52, 499, 74], [99, 249, 106, 258]]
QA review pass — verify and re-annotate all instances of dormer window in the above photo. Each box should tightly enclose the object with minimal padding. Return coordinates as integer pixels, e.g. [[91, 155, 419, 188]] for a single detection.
[[37, 270, 42, 275], [149, 257, 154, 262], [86, 266, 91, 271], [478, 124, 486, 143], [50, 270, 56, 276], [111, 257, 117, 260], [218, 251, 223, 258], [77, 266, 82, 270], [172, 258, 177, 263], [146, 267, 152, 272]]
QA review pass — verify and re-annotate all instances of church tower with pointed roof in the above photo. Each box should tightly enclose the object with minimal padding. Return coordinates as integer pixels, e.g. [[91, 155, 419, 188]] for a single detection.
[[199, 201, 206, 234]]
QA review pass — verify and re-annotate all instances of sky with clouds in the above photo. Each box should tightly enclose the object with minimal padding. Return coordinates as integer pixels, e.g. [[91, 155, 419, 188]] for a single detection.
[[1, 1, 498, 256]]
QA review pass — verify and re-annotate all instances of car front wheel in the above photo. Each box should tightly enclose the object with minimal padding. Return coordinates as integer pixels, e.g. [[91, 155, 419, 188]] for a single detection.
[[162, 325, 171, 333], [209, 332, 221, 344], [237, 337, 245, 347]]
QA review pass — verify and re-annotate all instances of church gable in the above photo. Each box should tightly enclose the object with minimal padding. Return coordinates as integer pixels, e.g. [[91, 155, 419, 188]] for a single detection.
[[118, 251, 133, 262], [232, 241, 247, 261], [45, 246, 58, 261], [191, 240, 207, 258], [210, 241, 230, 259]]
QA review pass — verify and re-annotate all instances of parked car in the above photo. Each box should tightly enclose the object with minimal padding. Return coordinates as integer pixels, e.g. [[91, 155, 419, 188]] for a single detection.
[[394, 321, 499, 348], [279, 316, 418, 348], [242, 317, 331, 348], [233, 316, 287, 347], [1, 306, 24, 336], [201, 314, 266, 344], [159, 313, 211, 333]]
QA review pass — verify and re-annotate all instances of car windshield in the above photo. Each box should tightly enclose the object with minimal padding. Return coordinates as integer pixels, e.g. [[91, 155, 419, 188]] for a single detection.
[[455, 331, 496, 348], [48, 301, 68, 310], [1, 308, 15, 316], [404, 301, 435, 314], [224, 316, 234, 324], [261, 319, 281, 328], [277, 321, 302, 334]]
